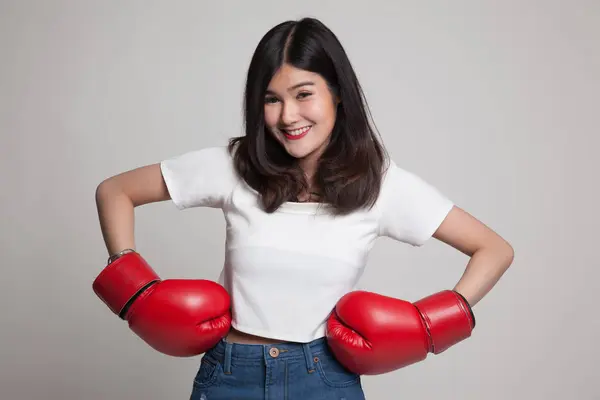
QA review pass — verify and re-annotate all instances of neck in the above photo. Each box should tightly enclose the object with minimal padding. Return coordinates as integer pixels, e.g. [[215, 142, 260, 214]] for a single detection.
[[297, 140, 329, 181], [298, 153, 321, 185]]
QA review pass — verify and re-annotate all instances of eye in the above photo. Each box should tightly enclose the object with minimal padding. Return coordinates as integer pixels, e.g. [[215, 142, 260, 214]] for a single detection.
[[264, 96, 279, 104], [297, 92, 312, 99]]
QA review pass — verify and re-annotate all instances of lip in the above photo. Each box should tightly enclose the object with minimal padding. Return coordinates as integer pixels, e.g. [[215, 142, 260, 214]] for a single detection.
[[282, 126, 312, 140]]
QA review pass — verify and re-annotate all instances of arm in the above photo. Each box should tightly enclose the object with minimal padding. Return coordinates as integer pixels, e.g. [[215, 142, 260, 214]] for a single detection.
[[95, 163, 171, 256], [93, 163, 233, 357], [327, 206, 513, 374], [432, 205, 515, 307]]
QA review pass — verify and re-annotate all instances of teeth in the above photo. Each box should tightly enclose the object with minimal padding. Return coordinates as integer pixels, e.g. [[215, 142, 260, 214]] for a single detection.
[[284, 126, 311, 136]]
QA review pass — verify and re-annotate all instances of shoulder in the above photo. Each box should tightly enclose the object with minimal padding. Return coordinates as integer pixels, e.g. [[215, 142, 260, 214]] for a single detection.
[[375, 156, 454, 245], [379, 157, 441, 192], [376, 155, 453, 216], [178, 145, 233, 164], [379, 158, 415, 192], [161, 145, 236, 177], [159, 144, 241, 209]]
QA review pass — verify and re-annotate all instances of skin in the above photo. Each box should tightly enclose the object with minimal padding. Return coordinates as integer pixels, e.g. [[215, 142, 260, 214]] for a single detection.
[[228, 64, 342, 342], [95, 62, 514, 347], [263, 63, 339, 195], [229, 63, 516, 344]]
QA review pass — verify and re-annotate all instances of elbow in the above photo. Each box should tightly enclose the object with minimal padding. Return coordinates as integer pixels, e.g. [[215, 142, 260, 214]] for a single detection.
[[504, 244, 515, 268], [95, 179, 109, 199], [477, 237, 514, 268], [95, 178, 120, 205], [501, 238, 515, 260], [494, 240, 515, 268]]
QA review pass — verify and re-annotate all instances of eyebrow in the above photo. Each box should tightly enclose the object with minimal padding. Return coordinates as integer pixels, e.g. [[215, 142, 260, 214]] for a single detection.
[[265, 81, 315, 95]]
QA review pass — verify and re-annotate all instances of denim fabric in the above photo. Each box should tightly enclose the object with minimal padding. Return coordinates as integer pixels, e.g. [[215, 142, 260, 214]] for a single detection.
[[190, 337, 365, 400]]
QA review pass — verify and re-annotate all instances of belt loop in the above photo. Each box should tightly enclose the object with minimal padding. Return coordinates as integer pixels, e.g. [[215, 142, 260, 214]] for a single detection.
[[302, 343, 315, 373], [223, 342, 233, 375]]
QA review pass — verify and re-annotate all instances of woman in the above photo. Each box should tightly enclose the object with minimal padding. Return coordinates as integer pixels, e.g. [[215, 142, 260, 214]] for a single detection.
[[94, 17, 514, 399]]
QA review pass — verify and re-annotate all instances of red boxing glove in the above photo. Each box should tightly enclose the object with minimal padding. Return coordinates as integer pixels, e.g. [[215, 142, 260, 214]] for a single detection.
[[326, 290, 475, 375], [92, 251, 231, 357]]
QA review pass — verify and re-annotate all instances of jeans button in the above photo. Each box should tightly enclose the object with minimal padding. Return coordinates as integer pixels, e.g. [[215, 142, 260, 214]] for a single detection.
[[269, 347, 280, 358]]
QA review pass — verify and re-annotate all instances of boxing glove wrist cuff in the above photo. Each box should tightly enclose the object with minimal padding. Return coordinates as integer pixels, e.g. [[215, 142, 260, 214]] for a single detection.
[[452, 290, 476, 329], [414, 290, 475, 354], [93, 252, 160, 319], [107, 248, 136, 265]]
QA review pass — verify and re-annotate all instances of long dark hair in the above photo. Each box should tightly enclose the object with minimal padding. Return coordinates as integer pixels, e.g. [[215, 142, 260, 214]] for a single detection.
[[228, 17, 388, 215]]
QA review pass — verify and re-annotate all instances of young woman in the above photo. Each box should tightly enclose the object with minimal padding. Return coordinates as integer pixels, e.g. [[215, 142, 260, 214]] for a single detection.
[[93, 17, 514, 400]]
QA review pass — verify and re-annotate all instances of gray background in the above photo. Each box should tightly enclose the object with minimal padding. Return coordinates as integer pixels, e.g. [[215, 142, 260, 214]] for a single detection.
[[1, 1, 598, 399]]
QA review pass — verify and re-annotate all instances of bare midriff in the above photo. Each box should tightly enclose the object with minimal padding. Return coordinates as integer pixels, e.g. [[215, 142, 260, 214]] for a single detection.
[[225, 327, 287, 345]]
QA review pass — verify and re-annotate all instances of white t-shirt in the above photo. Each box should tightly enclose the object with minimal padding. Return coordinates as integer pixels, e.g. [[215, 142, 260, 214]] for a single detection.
[[160, 146, 454, 343]]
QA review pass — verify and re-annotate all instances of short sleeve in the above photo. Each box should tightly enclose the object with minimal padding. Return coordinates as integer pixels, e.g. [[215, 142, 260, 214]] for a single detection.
[[377, 161, 454, 246], [159, 146, 238, 210]]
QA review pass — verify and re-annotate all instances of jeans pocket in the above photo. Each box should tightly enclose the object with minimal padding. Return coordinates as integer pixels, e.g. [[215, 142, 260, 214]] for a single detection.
[[193, 355, 221, 389], [315, 354, 361, 388]]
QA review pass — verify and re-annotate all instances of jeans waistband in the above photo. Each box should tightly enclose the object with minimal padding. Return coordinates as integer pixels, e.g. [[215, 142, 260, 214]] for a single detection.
[[208, 337, 329, 374]]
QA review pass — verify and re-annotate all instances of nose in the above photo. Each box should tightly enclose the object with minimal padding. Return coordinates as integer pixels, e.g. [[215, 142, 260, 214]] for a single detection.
[[280, 100, 299, 126]]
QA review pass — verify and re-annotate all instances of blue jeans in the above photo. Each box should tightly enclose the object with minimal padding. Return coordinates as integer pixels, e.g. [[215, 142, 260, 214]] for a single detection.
[[189, 337, 366, 399]]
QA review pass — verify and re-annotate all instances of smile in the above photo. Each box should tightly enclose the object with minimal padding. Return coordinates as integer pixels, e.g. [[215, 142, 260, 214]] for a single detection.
[[282, 126, 312, 140]]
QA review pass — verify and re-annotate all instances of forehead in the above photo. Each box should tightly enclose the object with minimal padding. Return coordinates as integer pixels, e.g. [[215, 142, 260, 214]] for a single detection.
[[267, 64, 325, 90]]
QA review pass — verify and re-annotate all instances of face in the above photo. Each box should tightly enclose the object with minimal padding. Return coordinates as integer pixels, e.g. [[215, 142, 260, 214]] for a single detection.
[[264, 63, 338, 170]]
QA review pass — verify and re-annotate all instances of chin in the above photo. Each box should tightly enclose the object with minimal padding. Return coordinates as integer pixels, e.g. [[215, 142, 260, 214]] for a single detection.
[[284, 147, 314, 159]]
